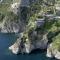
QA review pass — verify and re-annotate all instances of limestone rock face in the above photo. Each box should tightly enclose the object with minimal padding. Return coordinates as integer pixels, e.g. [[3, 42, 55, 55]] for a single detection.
[[0, 0, 30, 33], [11, 3, 20, 14], [46, 43, 60, 59], [1, 22, 19, 33], [9, 33, 48, 54], [36, 34, 48, 49], [9, 37, 22, 54], [0, 19, 25, 33], [11, 0, 30, 15], [46, 44, 53, 58], [9, 43, 20, 54]]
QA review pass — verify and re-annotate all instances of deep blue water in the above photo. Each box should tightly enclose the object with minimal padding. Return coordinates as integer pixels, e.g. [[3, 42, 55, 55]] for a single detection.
[[0, 33, 57, 60]]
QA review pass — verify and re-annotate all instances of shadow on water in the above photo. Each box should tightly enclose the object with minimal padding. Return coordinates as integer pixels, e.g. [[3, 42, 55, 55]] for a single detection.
[[17, 49, 57, 60], [30, 49, 46, 55]]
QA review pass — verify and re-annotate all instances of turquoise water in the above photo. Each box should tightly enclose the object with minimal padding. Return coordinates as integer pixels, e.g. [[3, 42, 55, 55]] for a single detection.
[[0, 33, 57, 60]]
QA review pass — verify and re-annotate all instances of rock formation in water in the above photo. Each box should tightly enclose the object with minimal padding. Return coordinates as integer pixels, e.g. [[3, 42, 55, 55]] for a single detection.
[[0, 0, 60, 60], [9, 30, 48, 54], [9, 0, 60, 59]]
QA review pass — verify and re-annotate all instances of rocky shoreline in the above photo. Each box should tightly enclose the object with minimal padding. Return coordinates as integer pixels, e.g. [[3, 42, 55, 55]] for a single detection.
[[9, 33, 60, 60], [8, 0, 60, 60], [46, 43, 60, 59], [9, 33, 48, 54], [0, 0, 60, 60]]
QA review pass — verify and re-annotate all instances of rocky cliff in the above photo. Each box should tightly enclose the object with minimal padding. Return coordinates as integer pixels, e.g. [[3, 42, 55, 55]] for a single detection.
[[0, 0, 30, 33], [9, 30, 48, 54], [47, 43, 60, 59], [0, 0, 60, 60]]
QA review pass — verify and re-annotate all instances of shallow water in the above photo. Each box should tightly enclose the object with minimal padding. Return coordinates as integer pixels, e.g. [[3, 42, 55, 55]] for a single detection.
[[0, 33, 57, 60]]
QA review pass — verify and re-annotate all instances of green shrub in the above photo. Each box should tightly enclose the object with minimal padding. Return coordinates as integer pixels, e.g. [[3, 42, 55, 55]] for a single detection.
[[52, 34, 60, 51]]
